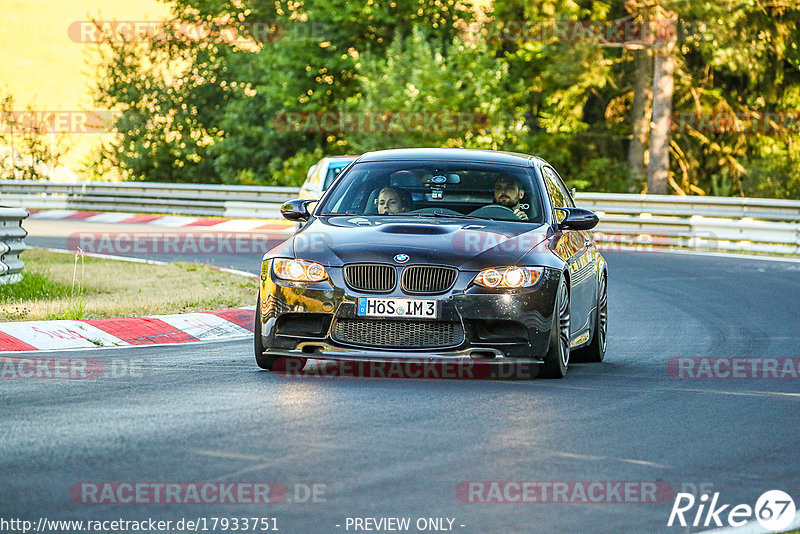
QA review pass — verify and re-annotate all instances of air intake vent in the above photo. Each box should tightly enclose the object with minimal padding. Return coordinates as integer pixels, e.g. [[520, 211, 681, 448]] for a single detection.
[[343, 263, 396, 293], [333, 319, 464, 348], [401, 265, 458, 294]]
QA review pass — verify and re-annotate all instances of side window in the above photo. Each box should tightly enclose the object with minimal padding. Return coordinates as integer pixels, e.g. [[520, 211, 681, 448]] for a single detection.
[[549, 167, 575, 208], [542, 167, 568, 221]]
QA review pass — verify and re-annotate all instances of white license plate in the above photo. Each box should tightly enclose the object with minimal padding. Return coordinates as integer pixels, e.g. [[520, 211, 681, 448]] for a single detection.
[[357, 297, 438, 318]]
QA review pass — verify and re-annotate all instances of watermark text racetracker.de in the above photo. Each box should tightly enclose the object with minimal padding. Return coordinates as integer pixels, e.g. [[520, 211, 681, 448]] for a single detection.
[[1, 356, 149, 380], [1, 356, 102, 380], [672, 110, 800, 135], [68, 20, 285, 45], [292, 226, 712, 256], [67, 232, 281, 256], [273, 110, 489, 134], [69, 482, 327, 504], [456, 481, 674, 503], [459, 18, 676, 45], [275, 358, 544, 380], [667, 357, 800, 379], [0, 110, 118, 134], [459, 18, 737, 46]]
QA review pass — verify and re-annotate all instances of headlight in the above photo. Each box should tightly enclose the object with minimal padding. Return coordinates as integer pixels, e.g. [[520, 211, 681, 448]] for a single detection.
[[474, 266, 543, 288], [272, 258, 329, 282]]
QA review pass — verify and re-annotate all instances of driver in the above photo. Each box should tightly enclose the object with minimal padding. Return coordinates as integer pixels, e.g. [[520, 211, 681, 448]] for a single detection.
[[493, 175, 528, 220], [377, 186, 412, 215]]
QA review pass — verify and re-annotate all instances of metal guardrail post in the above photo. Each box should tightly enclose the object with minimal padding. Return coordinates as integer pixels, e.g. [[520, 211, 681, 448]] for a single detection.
[[0, 206, 29, 285]]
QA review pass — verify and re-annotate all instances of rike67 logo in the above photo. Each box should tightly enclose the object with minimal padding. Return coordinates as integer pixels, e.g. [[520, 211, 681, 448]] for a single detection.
[[668, 490, 796, 531]]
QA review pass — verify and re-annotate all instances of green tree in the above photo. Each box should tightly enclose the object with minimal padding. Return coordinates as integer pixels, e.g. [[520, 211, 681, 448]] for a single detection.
[[91, 19, 239, 182], [489, 0, 637, 192], [0, 93, 71, 180], [340, 29, 507, 154], [666, 0, 800, 198], [92, 0, 473, 185]]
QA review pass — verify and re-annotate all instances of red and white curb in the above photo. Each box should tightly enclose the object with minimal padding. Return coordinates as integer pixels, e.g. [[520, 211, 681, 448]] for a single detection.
[[0, 307, 256, 352], [28, 209, 293, 234]]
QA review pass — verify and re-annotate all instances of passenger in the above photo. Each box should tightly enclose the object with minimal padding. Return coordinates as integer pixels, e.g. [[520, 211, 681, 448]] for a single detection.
[[377, 186, 413, 215], [493, 175, 528, 220]]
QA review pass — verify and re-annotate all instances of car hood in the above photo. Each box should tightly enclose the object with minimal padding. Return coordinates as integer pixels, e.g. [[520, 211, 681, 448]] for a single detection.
[[282, 216, 552, 271]]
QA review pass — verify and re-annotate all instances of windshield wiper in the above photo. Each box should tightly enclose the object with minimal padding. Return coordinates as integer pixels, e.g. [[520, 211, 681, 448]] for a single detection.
[[410, 211, 484, 220], [317, 211, 360, 216]]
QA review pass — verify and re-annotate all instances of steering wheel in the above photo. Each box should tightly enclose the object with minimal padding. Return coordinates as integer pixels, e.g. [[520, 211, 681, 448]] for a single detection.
[[483, 204, 516, 212], [469, 204, 518, 219]]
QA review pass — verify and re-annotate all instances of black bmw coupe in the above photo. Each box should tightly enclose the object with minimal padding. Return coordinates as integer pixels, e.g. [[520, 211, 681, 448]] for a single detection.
[[256, 148, 607, 378]]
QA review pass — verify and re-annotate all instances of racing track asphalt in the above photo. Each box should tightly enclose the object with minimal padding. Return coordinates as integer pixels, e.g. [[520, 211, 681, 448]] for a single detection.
[[1, 220, 798, 533]]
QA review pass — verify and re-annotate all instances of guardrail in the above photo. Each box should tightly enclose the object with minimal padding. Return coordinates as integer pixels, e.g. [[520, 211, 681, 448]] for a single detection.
[[575, 192, 800, 255], [0, 180, 798, 256], [0, 206, 29, 285], [0, 180, 300, 219]]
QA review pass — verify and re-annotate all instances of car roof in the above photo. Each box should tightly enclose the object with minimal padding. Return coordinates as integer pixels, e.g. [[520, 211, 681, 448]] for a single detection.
[[356, 148, 542, 167]]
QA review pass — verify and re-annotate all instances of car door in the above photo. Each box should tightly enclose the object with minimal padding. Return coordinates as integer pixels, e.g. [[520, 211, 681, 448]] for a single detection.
[[542, 165, 594, 336]]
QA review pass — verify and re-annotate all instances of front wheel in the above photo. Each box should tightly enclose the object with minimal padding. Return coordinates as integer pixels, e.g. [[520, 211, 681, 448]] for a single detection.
[[540, 276, 570, 378], [254, 292, 277, 370], [254, 292, 305, 372]]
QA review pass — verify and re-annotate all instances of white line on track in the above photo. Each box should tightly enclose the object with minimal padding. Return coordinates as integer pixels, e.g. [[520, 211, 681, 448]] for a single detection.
[[41, 247, 168, 265], [607, 246, 800, 264], [496, 381, 800, 400], [38, 247, 259, 279], [0, 335, 251, 354]]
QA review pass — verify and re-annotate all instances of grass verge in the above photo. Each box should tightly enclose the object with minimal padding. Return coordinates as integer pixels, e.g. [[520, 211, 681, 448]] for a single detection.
[[0, 248, 257, 322]]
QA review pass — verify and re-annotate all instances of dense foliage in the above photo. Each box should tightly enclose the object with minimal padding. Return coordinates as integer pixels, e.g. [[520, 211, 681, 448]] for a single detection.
[[0, 93, 71, 180], [91, 0, 800, 198]]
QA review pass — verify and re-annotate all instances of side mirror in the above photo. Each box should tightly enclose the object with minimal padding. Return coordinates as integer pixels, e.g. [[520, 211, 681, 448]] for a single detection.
[[554, 207, 599, 231], [281, 199, 315, 221], [306, 164, 317, 179]]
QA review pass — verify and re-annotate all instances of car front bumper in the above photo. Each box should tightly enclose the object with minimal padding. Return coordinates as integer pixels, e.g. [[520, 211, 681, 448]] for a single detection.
[[258, 264, 561, 363]]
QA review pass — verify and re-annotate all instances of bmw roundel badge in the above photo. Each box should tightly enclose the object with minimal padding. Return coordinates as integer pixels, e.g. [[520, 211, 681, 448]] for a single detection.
[[394, 254, 410, 263]]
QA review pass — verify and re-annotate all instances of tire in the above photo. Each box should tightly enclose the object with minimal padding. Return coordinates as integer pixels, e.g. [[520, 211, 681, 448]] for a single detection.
[[254, 291, 306, 372], [254, 292, 277, 370], [540, 276, 570, 378], [573, 273, 607, 363]]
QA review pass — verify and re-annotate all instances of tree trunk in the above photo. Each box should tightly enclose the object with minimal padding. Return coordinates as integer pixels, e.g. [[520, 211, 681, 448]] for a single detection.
[[646, 19, 676, 195], [628, 49, 652, 183]]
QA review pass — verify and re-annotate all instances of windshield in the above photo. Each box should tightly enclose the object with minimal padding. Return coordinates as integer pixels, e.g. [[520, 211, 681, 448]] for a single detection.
[[317, 160, 544, 223]]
